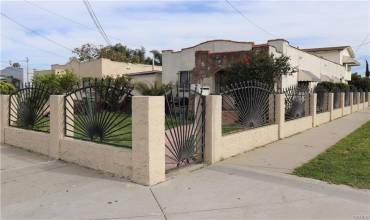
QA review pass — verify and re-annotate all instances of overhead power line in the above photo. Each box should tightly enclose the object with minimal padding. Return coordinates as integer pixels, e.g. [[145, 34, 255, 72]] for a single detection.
[[3, 35, 67, 59], [355, 33, 370, 53], [23, 0, 123, 44], [83, 0, 112, 46], [0, 12, 74, 52], [224, 0, 276, 38]]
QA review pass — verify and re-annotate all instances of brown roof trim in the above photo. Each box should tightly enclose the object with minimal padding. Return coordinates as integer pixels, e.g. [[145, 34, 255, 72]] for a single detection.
[[164, 39, 255, 53], [302, 46, 349, 52], [126, 70, 161, 76]]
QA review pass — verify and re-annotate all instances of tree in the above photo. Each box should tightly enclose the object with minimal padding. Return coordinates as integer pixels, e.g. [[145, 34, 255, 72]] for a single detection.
[[366, 59, 369, 78], [72, 43, 100, 61], [145, 50, 162, 66], [349, 72, 370, 91], [12, 62, 21, 68], [71, 43, 162, 65], [221, 50, 295, 90]]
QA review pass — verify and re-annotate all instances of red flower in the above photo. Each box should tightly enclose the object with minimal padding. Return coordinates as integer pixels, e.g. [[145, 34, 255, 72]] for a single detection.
[[243, 56, 249, 64]]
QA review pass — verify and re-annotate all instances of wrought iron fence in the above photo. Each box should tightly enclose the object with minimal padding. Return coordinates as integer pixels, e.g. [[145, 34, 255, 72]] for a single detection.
[[366, 91, 369, 102], [359, 90, 364, 103], [315, 86, 329, 113], [220, 80, 275, 134], [333, 88, 341, 109], [164, 83, 205, 170], [353, 91, 358, 104], [283, 85, 311, 121], [64, 79, 133, 148], [344, 91, 351, 107], [9, 83, 51, 132]]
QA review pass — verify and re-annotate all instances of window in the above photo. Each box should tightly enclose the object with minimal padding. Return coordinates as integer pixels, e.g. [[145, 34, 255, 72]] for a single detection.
[[179, 71, 191, 87]]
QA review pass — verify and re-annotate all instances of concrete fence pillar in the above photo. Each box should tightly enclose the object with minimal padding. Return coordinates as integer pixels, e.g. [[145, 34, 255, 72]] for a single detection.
[[350, 92, 354, 113], [204, 95, 222, 164], [368, 92, 370, 107], [329, 93, 334, 121], [49, 95, 64, 159], [311, 93, 317, 127], [361, 92, 365, 110], [132, 96, 165, 186], [340, 93, 345, 116], [275, 94, 285, 139], [0, 95, 10, 144]]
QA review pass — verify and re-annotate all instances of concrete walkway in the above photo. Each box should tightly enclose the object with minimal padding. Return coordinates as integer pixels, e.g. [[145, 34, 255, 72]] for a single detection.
[[1, 109, 370, 220], [222, 108, 370, 174]]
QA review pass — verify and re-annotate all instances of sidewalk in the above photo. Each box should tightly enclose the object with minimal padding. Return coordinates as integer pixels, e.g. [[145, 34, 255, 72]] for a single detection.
[[221, 108, 370, 174], [1, 109, 370, 220]]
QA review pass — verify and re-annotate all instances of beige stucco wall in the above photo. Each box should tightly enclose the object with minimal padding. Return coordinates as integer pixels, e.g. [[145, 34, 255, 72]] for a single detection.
[[162, 40, 254, 84], [52, 58, 161, 79], [315, 112, 331, 126], [4, 127, 50, 155], [60, 138, 132, 178], [343, 106, 351, 115], [268, 40, 351, 85], [331, 109, 342, 120], [130, 73, 161, 86], [132, 96, 165, 185], [220, 124, 279, 160], [281, 116, 312, 138]]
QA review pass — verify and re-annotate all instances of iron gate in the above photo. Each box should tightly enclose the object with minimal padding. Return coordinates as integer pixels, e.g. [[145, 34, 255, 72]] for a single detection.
[[164, 83, 205, 171]]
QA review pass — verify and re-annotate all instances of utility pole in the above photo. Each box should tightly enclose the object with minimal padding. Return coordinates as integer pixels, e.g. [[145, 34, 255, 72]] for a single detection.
[[150, 50, 155, 71], [25, 57, 29, 83]]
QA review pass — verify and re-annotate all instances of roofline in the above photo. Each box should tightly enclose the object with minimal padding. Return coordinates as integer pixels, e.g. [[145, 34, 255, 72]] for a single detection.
[[126, 70, 162, 76], [163, 39, 255, 53]]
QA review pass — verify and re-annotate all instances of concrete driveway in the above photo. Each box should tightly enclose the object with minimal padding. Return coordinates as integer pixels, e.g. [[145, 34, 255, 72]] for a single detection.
[[1, 110, 370, 220]]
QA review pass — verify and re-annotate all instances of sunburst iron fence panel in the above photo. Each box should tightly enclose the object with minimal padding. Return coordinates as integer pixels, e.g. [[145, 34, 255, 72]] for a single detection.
[[64, 79, 133, 148], [9, 84, 51, 132], [220, 80, 275, 134], [283, 85, 311, 121], [333, 89, 341, 109], [344, 92, 350, 106], [353, 91, 358, 104], [315, 87, 329, 113], [164, 83, 205, 171], [366, 91, 369, 102]]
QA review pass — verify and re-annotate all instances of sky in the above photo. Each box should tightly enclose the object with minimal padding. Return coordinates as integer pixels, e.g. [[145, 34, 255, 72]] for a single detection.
[[1, 0, 369, 77]]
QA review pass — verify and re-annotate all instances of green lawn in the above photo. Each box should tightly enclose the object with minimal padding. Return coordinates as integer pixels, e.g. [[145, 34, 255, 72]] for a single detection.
[[222, 123, 244, 134], [294, 121, 370, 189]]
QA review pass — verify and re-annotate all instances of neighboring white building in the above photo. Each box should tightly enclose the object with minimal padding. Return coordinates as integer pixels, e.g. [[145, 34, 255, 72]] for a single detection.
[[50, 58, 162, 85], [0, 66, 25, 88], [162, 39, 359, 93]]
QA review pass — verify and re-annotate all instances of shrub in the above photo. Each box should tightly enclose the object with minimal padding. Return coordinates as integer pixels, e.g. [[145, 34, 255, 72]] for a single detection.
[[316, 82, 350, 92], [221, 50, 296, 90], [0, 81, 16, 94], [135, 79, 172, 96], [32, 70, 80, 94]]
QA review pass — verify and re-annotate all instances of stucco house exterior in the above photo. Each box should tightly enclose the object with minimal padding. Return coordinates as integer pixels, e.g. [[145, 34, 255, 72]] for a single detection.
[[47, 58, 162, 84], [162, 39, 359, 93]]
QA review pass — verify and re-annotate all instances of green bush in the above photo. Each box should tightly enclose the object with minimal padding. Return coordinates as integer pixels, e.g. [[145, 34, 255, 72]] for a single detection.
[[221, 50, 296, 90], [32, 70, 80, 94], [0, 81, 16, 94], [135, 79, 172, 96], [349, 73, 370, 91], [316, 82, 350, 92]]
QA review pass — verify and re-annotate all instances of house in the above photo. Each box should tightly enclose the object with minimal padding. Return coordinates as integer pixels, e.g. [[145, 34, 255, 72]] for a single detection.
[[162, 39, 359, 93], [49, 58, 162, 84], [0, 65, 25, 88]]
